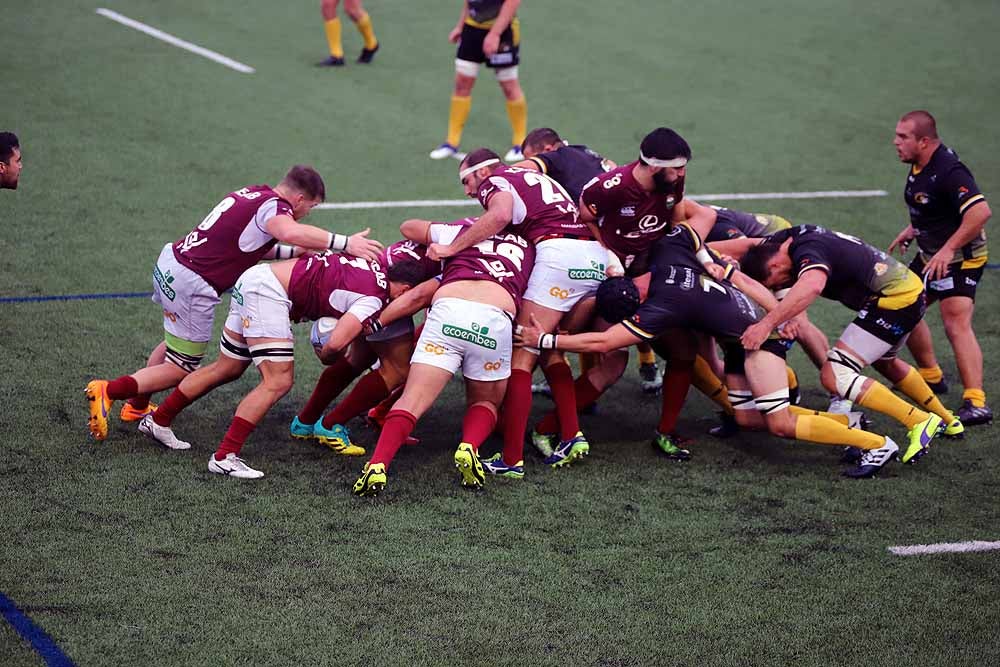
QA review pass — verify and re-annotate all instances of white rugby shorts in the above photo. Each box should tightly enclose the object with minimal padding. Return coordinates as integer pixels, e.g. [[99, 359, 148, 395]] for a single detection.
[[523, 238, 608, 312], [223, 264, 294, 341], [151, 243, 221, 344], [410, 297, 512, 381]]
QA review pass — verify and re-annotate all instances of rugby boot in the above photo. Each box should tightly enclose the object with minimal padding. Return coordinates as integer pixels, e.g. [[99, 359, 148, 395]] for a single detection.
[[639, 362, 663, 394], [482, 453, 525, 479], [530, 378, 552, 397], [651, 432, 691, 461], [827, 396, 853, 414], [840, 447, 864, 464], [530, 430, 556, 458], [85, 379, 113, 440], [314, 422, 366, 456], [927, 376, 949, 395], [290, 416, 316, 441], [316, 55, 345, 67], [901, 413, 943, 464], [503, 146, 524, 162], [429, 143, 463, 160], [208, 453, 264, 480], [957, 400, 993, 427], [138, 414, 192, 450], [843, 437, 899, 479], [120, 401, 157, 422], [357, 43, 379, 63], [708, 412, 739, 438], [353, 463, 387, 497], [544, 432, 589, 468], [454, 442, 486, 489], [942, 416, 965, 440]]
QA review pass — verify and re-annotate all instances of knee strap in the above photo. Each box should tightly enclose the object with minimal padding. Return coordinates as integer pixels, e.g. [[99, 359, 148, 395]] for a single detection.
[[827, 347, 867, 401], [754, 388, 790, 415], [728, 389, 757, 411]]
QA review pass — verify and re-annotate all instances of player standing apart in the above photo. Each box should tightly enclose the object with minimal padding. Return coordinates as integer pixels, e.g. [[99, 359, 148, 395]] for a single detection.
[[85, 166, 383, 442], [317, 0, 379, 66], [0, 132, 21, 190], [889, 110, 992, 425], [429, 0, 527, 162]]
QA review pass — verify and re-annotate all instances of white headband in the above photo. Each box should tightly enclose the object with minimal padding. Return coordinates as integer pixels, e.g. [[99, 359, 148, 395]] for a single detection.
[[639, 152, 688, 168], [460, 158, 501, 182]]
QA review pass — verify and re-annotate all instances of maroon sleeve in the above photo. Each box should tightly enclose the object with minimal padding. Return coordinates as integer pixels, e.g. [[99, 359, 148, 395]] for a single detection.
[[580, 176, 609, 218], [478, 179, 499, 209]]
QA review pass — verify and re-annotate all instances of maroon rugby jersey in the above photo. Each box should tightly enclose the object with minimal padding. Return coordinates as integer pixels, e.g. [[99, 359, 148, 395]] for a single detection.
[[287, 251, 389, 323], [380, 239, 442, 283], [173, 185, 291, 293], [580, 161, 685, 261], [430, 221, 536, 312], [476, 166, 593, 243]]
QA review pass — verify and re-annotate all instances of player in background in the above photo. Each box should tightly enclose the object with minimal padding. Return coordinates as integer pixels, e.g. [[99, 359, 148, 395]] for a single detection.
[[353, 219, 535, 496], [740, 225, 964, 465], [429, 0, 527, 162], [289, 237, 444, 452], [317, 0, 379, 66], [888, 110, 992, 425], [428, 148, 609, 470], [517, 223, 902, 479], [139, 250, 425, 478], [84, 166, 384, 442], [0, 132, 21, 190]]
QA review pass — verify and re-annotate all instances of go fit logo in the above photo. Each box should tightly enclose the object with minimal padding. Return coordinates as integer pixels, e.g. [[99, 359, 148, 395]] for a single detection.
[[423, 342, 446, 355], [549, 286, 574, 300], [483, 360, 503, 371]]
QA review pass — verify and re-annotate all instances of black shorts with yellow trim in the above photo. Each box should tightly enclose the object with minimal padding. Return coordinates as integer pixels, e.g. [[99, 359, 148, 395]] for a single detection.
[[852, 293, 926, 347], [909, 254, 985, 303], [456, 21, 520, 68], [721, 338, 791, 376]]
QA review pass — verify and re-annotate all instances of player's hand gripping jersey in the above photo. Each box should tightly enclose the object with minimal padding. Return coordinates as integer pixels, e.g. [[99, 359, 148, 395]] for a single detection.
[[770, 225, 923, 311], [286, 251, 390, 324], [173, 185, 290, 294], [476, 165, 592, 243], [581, 161, 685, 263]]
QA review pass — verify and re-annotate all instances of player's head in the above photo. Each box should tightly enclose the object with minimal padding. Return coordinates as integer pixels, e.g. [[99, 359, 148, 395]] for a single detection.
[[521, 128, 564, 158], [596, 277, 641, 323], [741, 239, 794, 289], [279, 165, 326, 219], [1, 132, 22, 190], [894, 110, 939, 164], [459, 148, 502, 197], [386, 259, 425, 299], [639, 127, 690, 193]]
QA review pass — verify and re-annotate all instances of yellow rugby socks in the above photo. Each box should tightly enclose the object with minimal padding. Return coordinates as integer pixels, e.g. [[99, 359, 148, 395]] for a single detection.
[[918, 364, 944, 385], [693, 355, 733, 415], [447, 95, 472, 147], [788, 405, 849, 426], [638, 348, 657, 366], [894, 367, 955, 422], [794, 414, 885, 450], [856, 380, 929, 429], [964, 388, 987, 408], [506, 97, 528, 147], [353, 11, 378, 50], [324, 18, 344, 58]]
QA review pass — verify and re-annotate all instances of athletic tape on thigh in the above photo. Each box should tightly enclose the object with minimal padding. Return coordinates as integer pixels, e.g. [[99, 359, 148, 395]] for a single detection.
[[455, 58, 480, 77], [495, 65, 519, 81], [165, 347, 204, 373], [728, 389, 757, 411], [219, 330, 251, 361], [249, 341, 295, 366], [754, 388, 790, 414], [826, 347, 867, 401]]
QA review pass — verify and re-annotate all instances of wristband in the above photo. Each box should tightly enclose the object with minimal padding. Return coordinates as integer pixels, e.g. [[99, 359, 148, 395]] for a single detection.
[[538, 333, 557, 350], [328, 233, 348, 252], [275, 244, 295, 260], [695, 247, 713, 265]]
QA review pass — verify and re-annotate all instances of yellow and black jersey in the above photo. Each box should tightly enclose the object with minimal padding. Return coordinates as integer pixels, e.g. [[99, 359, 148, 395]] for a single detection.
[[905, 144, 988, 267], [466, 0, 513, 28], [705, 206, 792, 242], [529, 144, 609, 203], [773, 225, 922, 311]]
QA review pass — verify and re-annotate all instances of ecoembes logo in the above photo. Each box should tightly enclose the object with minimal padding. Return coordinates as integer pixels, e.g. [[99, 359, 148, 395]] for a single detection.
[[154, 265, 177, 301], [442, 322, 497, 349], [568, 260, 606, 281]]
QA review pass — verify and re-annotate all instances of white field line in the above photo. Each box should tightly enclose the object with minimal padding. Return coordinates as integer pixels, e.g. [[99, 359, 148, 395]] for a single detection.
[[315, 189, 888, 210], [888, 540, 1000, 556], [96, 8, 255, 74]]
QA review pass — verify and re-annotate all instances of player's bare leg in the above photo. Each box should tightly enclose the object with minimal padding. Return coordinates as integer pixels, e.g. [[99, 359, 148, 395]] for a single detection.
[[458, 378, 508, 485], [939, 296, 990, 424], [905, 318, 947, 393]]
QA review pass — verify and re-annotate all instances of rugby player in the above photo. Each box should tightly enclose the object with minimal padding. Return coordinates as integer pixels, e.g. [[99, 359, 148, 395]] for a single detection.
[[289, 237, 443, 452], [140, 250, 425, 479], [316, 0, 379, 66], [516, 223, 900, 478], [427, 148, 609, 469], [740, 225, 964, 465], [85, 166, 384, 442], [429, 0, 527, 162], [889, 110, 993, 425], [0, 132, 20, 190], [353, 219, 535, 495]]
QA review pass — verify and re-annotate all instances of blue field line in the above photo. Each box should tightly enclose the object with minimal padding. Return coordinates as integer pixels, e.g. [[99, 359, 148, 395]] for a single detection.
[[0, 292, 153, 304], [0, 592, 76, 666]]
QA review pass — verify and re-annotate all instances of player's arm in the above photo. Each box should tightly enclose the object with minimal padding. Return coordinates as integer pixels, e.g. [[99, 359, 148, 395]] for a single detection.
[[708, 236, 763, 261], [266, 215, 384, 261], [728, 269, 780, 312], [449, 2, 469, 42], [515, 314, 641, 354], [741, 269, 827, 350], [677, 199, 717, 241], [486, 0, 520, 38], [512, 158, 541, 171], [366, 278, 439, 332], [260, 244, 304, 260], [318, 313, 364, 364], [888, 223, 916, 255], [925, 200, 992, 280], [427, 192, 513, 259], [399, 219, 435, 245]]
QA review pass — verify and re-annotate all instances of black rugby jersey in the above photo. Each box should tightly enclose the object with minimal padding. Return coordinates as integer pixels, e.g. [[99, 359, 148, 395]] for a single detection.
[[529, 144, 610, 203], [771, 225, 921, 311], [705, 206, 792, 242], [904, 144, 988, 266], [466, 0, 505, 26]]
